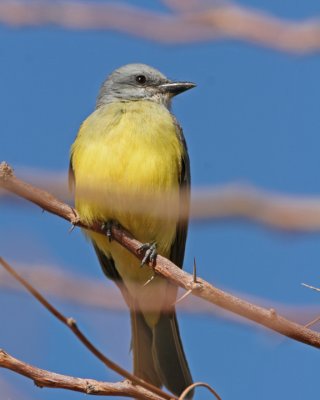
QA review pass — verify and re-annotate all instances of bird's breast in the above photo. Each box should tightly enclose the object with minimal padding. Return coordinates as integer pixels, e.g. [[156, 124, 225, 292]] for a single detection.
[[71, 100, 184, 254]]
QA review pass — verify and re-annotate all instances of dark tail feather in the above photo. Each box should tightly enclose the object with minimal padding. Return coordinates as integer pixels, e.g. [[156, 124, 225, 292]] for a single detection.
[[153, 312, 193, 399], [130, 310, 162, 388]]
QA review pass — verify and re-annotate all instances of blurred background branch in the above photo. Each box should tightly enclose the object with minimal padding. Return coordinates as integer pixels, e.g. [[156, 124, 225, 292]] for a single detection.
[[3, 165, 320, 232], [0, 0, 319, 54], [0, 375, 32, 400], [1, 262, 319, 328]]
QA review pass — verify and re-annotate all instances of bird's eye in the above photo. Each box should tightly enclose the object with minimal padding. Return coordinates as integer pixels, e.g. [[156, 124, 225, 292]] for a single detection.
[[135, 75, 147, 84]]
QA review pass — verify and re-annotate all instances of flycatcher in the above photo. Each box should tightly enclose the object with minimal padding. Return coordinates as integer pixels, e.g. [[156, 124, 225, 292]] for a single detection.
[[69, 64, 195, 397]]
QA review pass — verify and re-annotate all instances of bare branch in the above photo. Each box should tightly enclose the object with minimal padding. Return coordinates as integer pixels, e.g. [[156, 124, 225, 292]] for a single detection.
[[0, 349, 164, 400], [0, 257, 172, 400], [0, 1, 319, 54], [1, 162, 320, 348]]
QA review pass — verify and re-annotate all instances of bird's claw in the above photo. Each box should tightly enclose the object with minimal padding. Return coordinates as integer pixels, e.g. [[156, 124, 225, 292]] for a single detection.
[[101, 220, 118, 242], [138, 242, 157, 267]]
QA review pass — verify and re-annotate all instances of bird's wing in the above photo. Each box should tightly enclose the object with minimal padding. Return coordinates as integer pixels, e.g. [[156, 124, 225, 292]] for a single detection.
[[169, 119, 191, 269], [161, 119, 190, 309], [152, 121, 193, 396], [68, 158, 75, 190], [92, 243, 134, 305]]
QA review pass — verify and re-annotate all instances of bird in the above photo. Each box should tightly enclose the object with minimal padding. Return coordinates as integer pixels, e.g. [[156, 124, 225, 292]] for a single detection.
[[69, 63, 195, 397]]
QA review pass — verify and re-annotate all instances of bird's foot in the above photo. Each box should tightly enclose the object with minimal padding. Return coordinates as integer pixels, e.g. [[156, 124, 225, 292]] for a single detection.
[[101, 220, 119, 242], [138, 241, 157, 267]]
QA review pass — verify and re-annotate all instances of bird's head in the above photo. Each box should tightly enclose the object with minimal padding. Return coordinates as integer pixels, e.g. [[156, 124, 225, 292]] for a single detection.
[[96, 63, 195, 108]]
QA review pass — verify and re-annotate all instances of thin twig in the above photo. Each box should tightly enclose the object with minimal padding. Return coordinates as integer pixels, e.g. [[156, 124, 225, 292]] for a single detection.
[[1, 162, 320, 348], [301, 284, 320, 328], [0, 349, 164, 400], [304, 316, 320, 329], [0, 257, 172, 400], [193, 258, 198, 283], [302, 283, 320, 292], [174, 290, 193, 306], [178, 382, 222, 400]]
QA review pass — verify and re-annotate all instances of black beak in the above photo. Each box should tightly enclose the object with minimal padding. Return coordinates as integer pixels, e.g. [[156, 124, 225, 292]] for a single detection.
[[159, 81, 196, 96]]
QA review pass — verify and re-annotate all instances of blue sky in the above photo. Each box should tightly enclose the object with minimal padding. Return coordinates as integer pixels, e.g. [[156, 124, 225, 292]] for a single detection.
[[1, 1, 320, 399]]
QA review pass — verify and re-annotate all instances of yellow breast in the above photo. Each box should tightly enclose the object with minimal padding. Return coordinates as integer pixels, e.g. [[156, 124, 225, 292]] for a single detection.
[[71, 100, 183, 249], [71, 101, 184, 324]]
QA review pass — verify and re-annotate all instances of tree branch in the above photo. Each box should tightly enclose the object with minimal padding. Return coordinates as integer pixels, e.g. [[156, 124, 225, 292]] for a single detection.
[[0, 349, 164, 400], [0, 0, 320, 54], [0, 258, 223, 399], [1, 161, 320, 348], [0, 256, 172, 400]]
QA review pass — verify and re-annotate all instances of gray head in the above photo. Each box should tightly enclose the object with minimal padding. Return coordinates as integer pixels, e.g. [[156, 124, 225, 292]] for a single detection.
[[96, 63, 195, 109]]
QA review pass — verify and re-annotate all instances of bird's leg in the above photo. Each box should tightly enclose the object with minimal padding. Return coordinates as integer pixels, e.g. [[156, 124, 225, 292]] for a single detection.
[[138, 241, 157, 267], [101, 220, 119, 242]]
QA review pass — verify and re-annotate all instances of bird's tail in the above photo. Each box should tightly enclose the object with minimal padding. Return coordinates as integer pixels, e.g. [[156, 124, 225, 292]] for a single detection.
[[130, 310, 162, 388], [131, 310, 193, 399]]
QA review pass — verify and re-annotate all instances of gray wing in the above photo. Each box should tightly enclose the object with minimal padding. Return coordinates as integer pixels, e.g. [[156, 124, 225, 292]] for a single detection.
[[68, 159, 75, 192], [170, 119, 191, 269], [153, 121, 193, 396]]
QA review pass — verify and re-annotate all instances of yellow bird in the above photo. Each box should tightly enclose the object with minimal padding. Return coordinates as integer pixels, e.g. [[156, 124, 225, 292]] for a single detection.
[[70, 64, 195, 397]]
